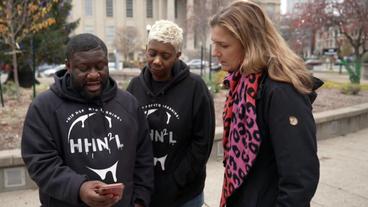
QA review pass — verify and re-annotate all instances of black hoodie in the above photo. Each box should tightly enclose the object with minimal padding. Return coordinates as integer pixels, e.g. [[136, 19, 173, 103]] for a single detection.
[[127, 60, 215, 207], [21, 69, 154, 207]]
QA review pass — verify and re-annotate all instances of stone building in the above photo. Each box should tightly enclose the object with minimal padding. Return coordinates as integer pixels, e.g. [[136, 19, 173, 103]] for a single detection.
[[68, 0, 280, 63]]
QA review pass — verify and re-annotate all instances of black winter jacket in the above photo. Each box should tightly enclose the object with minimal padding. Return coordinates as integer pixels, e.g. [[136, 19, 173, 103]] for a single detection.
[[227, 75, 322, 207], [21, 70, 154, 207], [127, 60, 215, 207]]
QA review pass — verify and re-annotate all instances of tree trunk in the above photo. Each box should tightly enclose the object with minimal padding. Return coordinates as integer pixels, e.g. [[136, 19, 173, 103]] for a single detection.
[[10, 33, 20, 96], [354, 48, 362, 84], [310, 29, 316, 55]]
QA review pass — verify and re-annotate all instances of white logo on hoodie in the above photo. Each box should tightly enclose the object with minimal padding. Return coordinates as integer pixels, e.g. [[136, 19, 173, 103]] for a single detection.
[[142, 103, 180, 171], [66, 108, 124, 180]]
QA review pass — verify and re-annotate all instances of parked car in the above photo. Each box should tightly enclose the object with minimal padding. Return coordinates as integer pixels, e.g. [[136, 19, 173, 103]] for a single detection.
[[209, 61, 222, 71], [305, 58, 323, 66], [305, 57, 322, 70], [37, 64, 58, 73], [187, 59, 207, 69], [108, 62, 123, 70], [186, 59, 221, 71], [334, 58, 344, 65], [40, 64, 65, 77]]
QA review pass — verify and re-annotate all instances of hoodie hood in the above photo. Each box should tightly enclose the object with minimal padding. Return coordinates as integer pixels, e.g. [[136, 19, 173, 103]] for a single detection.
[[50, 69, 117, 105], [139, 59, 190, 97]]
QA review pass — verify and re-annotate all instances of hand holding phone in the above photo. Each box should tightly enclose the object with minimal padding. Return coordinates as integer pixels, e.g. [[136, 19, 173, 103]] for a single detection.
[[96, 183, 124, 197], [81, 181, 123, 206]]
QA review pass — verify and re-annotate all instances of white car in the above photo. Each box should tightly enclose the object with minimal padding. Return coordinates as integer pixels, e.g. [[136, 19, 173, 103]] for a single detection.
[[108, 62, 123, 70], [41, 64, 65, 77], [187, 59, 208, 69]]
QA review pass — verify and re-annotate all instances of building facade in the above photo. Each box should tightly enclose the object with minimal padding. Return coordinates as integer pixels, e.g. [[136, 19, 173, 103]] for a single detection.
[[285, 0, 305, 14], [68, 0, 193, 62], [68, 0, 280, 63], [257, 0, 281, 23]]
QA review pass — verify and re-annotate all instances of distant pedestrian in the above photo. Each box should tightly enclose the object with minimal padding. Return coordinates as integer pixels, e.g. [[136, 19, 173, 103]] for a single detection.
[[210, 1, 323, 206], [127, 20, 215, 207], [21, 33, 154, 207]]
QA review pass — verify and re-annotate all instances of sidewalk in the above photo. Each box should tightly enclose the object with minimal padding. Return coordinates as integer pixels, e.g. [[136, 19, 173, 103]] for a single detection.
[[311, 65, 368, 84], [204, 128, 368, 207], [1, 128, 368, 207]]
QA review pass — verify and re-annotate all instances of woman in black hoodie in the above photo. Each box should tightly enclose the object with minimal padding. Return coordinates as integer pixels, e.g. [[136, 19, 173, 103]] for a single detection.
[[210, 1, 322, 207], [127, 20, 215, 207]]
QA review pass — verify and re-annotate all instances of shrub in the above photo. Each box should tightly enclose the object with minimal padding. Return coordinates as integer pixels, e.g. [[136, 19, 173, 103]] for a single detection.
[[213, 70, 227, 87], [203, 70, 228, 94], [2, 82, 18, 98], [203, 77, 220, 94], [322, 81, 343, 89], [341, 83, 361, 95]]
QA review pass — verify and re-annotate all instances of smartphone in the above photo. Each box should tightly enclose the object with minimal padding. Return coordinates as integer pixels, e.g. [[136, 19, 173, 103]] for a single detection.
[[96, 183, 124, 196]]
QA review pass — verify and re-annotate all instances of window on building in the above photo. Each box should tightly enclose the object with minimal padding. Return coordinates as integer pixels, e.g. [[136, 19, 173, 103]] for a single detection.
[[84, 25, 95, 34], [175, 0, 178, 18], [126, 0, 133, 17], [146, 0, 153, 18], [85, 0, 93, 16], [335, 30, 339, 37], [106, 25, 115, 45], [106, 0, 113, 17]]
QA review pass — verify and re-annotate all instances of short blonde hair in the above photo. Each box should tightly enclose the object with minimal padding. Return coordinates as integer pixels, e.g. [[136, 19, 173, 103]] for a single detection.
[[210, 0, 313, 94], [148, 20, 183, 52]]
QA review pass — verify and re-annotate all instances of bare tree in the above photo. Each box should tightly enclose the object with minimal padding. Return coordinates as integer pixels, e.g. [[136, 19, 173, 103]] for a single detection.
[[114, 26, 141, 61], [296, 0, 368, 84], [280, 14, 308, 57], [187, 0, 233, 48]]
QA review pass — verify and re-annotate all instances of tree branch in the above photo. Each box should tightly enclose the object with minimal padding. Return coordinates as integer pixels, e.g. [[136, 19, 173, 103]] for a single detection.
[[14, 0, 30, 39]]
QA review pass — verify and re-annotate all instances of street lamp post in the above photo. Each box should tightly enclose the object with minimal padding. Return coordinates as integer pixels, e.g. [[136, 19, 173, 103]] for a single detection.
[[31, 37, 37, 99], [0, 70, 4, 107], [200, 43, 204, 77], [209, 44, 212, 81], [146, 24, 151, 38]]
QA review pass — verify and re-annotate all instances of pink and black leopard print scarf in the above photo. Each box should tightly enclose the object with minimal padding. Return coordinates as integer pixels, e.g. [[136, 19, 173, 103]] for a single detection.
[[220, 71, 262, 207]]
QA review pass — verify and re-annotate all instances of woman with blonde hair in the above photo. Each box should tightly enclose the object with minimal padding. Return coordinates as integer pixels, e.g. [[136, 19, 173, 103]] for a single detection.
[[210, 1, 322, 206]]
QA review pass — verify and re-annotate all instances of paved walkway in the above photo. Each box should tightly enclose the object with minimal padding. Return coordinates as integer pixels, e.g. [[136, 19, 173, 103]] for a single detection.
[[1, 128, 367, 207], [313, 70, 368, 84], [204, 128, 368, 207]]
